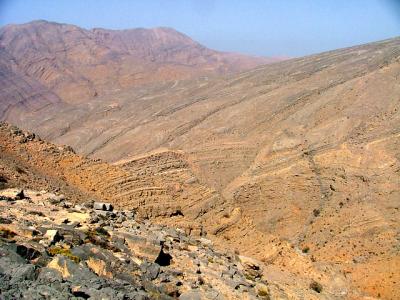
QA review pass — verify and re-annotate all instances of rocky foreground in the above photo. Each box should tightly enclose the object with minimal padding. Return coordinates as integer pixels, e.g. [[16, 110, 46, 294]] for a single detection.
[[0, 188, 276, 300]]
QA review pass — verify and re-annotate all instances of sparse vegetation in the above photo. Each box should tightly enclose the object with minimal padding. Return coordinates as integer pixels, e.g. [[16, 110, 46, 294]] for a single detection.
[[0, 228, 16, 239], [84, 228, 119, 252], [245, 273, 255, 281], [257, 287, 271, 299], [48, 246, 80, 263]]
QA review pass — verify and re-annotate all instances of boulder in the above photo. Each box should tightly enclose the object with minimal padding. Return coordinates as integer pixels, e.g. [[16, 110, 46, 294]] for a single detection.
[[9, 264, 37, 284], [123, 234, 161, 262], [1, 224, 40, 239], [47, 255, 96, 282], [0, 188, 25, 200], [37, 267, 64, 282], [46, 194, 65, 204], [238, 255, 263, 280], [160, 282, 181, 297], [16, 243, 43, 260], [93, 202, 114, 211], [256, 283, 271, 299], [87, 257, 113, 278], [140, 262, 160, 280], [83, 200, 94, 209], [44, 229, 62, 244], [179, 290, 203, 300], [184, 177, 198, 185], [0, 245, 29, 273], [199, 238, 213, 247], [57, 227, 84, 245], [62, 201, 73, 208]]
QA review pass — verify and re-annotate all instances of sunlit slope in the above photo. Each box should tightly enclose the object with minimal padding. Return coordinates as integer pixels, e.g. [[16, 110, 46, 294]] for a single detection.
[[1, 36, 399, 299]]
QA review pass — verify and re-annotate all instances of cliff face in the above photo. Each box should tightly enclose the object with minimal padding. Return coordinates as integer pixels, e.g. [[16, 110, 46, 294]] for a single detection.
[[0, 20, 276, 104]]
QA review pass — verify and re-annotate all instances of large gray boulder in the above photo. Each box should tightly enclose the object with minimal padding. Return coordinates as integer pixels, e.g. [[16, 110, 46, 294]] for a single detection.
[[93, 202, 114, 211]]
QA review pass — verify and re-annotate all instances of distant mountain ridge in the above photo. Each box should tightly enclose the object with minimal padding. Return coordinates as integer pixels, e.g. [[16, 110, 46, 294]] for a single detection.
[[0, 20, 279, 107]]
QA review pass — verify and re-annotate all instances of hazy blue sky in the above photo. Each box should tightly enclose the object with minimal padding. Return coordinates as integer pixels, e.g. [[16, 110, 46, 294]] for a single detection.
[[0, 0, 399, 57]]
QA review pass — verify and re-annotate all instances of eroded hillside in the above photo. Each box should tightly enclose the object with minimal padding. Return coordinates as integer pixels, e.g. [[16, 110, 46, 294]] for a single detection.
[[0, 122, 352, 299], [1, 34, 399, 299], [1, 184, 290, 299], [0, 20, 277, 106]]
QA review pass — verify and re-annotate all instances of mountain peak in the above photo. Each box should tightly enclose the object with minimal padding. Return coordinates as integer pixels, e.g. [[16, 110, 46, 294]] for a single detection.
[[0, 20, 279, 104]]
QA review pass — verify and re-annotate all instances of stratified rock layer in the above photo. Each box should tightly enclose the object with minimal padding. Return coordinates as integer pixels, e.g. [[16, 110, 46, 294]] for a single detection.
[[0, 26, 399, 299], [1, 122, 398, 299]]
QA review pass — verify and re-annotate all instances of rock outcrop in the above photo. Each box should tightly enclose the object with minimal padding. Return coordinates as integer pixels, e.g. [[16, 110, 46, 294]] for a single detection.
[[2, 122, 395, 299], [0, 188, 273, 299]]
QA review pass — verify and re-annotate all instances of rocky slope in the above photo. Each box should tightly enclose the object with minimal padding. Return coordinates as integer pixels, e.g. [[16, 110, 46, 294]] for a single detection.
[[0, 123, 224, 224], [0, 188, 273, 299], [0, 47, 62, 121], [0, 20, 278, 105], [0, 25, 399, 299], [1, 122, 397, 299]]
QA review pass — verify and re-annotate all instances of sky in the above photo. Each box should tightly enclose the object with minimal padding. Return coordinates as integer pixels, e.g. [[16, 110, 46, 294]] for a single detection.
[[0, 0, 399, 57]]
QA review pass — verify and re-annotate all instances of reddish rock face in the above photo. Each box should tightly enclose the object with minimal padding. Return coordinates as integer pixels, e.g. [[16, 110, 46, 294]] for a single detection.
[[0, 20, 278, 104], [0, 48, 61, 121]]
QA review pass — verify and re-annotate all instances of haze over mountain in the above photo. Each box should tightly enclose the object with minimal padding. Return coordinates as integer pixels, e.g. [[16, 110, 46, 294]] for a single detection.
[[0, 20, 278, 109], [0, 19, 399, 300]]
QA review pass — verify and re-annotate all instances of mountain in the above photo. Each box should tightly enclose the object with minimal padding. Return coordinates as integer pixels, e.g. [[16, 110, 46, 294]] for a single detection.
[[0, 20, 278, 105], [0, 167, 273, 299], [0, 20, 399, 299], [0, 122, 339, 299], [0, 47, 61, 121]]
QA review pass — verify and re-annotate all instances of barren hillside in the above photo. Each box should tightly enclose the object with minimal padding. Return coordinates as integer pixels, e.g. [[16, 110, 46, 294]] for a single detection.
[[0, 25, 399, 299], [0, 122, 351, 299], [0, 20, 277, 105]]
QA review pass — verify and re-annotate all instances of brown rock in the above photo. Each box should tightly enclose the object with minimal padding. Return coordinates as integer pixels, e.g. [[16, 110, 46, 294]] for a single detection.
[[123, 234, 161, 262]]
